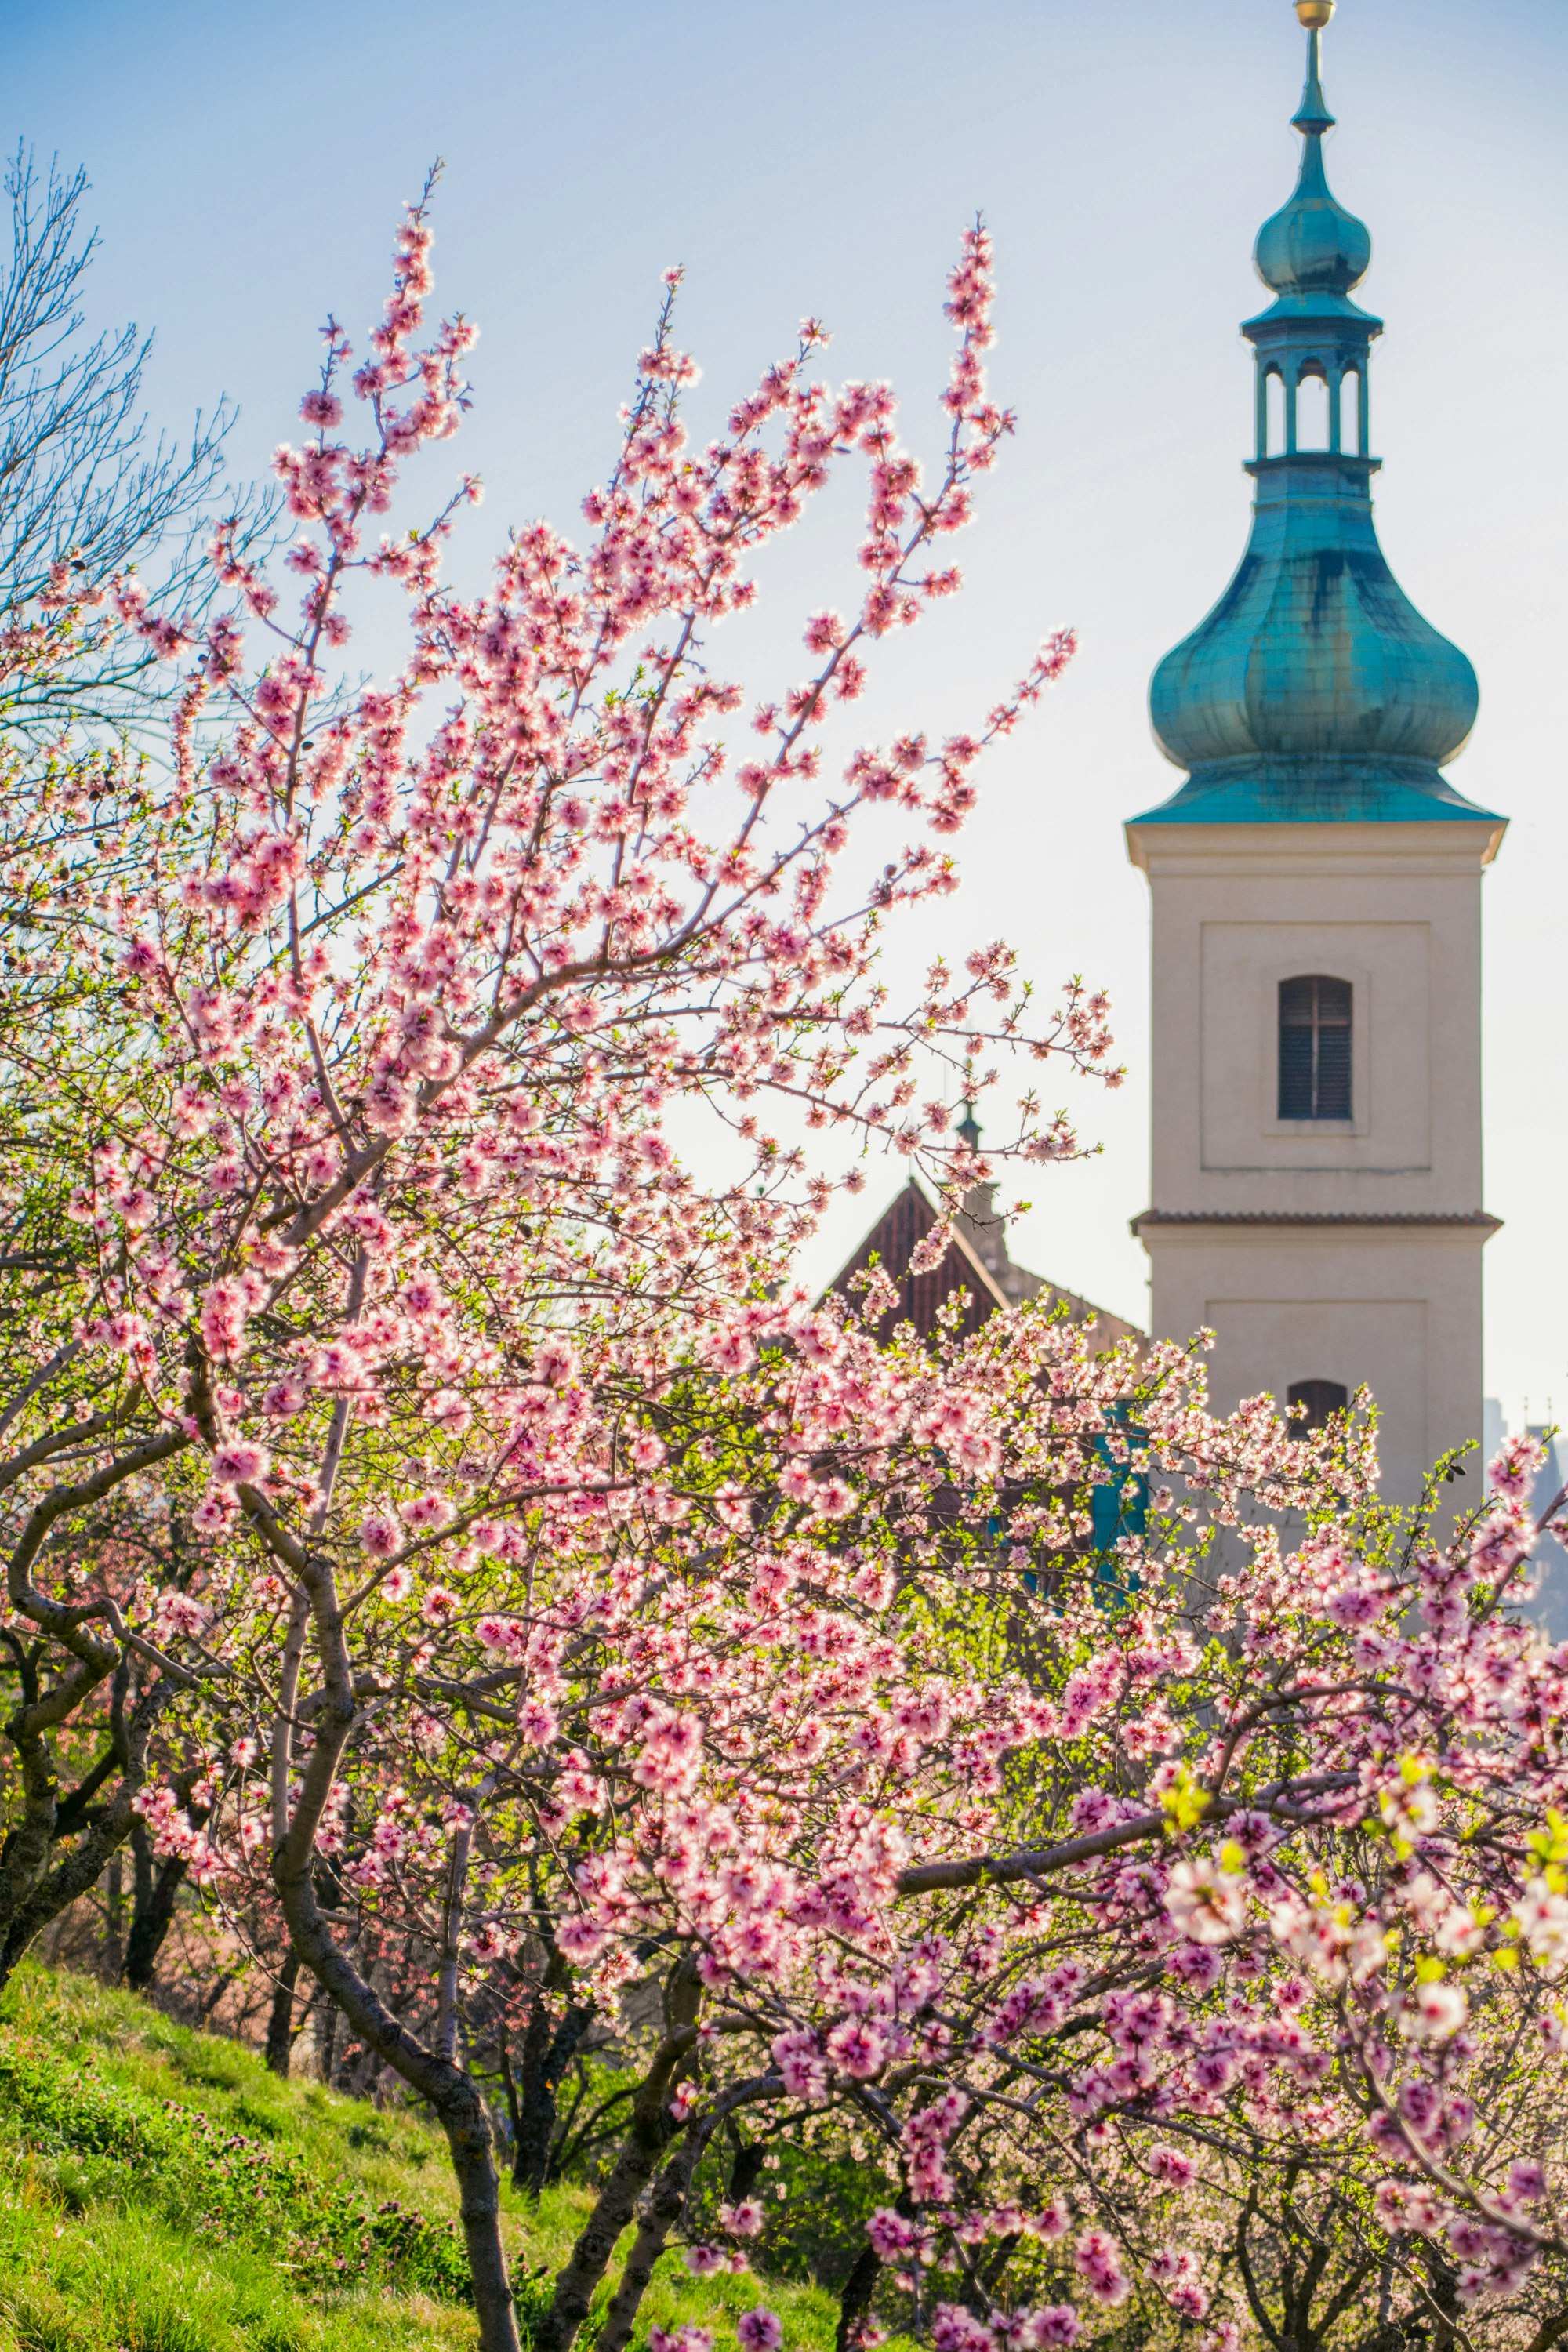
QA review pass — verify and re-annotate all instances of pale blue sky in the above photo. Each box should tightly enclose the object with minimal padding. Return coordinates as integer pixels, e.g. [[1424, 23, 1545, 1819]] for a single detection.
[[9, 0, 1566, 1425]]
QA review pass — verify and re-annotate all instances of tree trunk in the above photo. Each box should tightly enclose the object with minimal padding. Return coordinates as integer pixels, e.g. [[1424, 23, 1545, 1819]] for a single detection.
[[287, 1946, 520, 2350], [512, 1984, 593, 2196], [836, 2242, 884, 2352], [318, 1996, 339, 2087], [103, 1853, 123, 1980], [124, 1827, 189, 1992], [268, 1522, 523, 2351], [0, 1794, 143, 1988], [597, 2135, 705, 2352], [551, 2060, 781, 2352], [727, 2129, 764, 2204], [441, 2080, 521, 2352], [532, 1963, 703, 2352], [265, 1951, 300, 2077], [196, 1964, 243, 2024], [0, 1662, 161, 1991], [838, 2183, 915, 2352], [1424, 2251, 1465, 2352], [512, 1995, 554, 2192]]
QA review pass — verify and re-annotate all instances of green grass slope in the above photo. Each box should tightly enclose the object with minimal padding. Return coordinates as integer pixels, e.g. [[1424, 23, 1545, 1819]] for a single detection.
[[0, 1966, 845, 2352]]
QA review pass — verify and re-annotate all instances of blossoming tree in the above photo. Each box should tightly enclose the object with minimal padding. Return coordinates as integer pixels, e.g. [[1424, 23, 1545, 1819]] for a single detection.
[[8, 184, 1568, 2352], [0, 191, 1120, 2347], [0, 597, 248, 1982]]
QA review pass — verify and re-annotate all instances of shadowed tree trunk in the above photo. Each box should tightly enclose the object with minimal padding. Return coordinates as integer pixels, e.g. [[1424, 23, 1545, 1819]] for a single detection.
[[0, 1654, 176, 1991], [837, 2185, 914, 2352], [532, 1958, 706, 2352], [265, 1951, 300, 2077], [836, 2244, 884, 2352], [591, 2077, 782, 2352], [725, 2125, 764, 2205], [596, 2133, 706, 2352], [102, 1852, 123, 1978], [123, 1816, 191, 1992], [506, 1962, 594, 2196]]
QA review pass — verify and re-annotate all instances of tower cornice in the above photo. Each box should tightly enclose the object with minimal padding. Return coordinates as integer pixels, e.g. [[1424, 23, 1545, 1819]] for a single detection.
[[1124, 815, 1508, 875]]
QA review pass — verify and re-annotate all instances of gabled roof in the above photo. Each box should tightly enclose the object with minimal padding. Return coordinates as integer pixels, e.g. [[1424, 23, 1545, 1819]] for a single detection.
[[825, 1178, 1143, 1352]]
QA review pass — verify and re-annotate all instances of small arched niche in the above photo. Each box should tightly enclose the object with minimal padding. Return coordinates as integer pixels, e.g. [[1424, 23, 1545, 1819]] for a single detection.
[[1339, 367, 1363, 455]]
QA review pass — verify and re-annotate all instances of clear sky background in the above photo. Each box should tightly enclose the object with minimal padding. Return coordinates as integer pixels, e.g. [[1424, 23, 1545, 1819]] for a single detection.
[[6, 0, 1566, 1427]]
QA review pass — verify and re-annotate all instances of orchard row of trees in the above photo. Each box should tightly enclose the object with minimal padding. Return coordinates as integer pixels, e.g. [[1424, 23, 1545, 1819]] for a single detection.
[[2, 157, 1568, 2352]]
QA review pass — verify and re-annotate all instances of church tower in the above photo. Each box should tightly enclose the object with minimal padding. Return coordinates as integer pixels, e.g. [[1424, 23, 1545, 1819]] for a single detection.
[[1125, 0, 1506, 1501]]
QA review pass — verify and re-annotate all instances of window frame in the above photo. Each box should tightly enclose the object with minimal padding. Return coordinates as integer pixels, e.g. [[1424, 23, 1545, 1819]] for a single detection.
[[1259, 956, 1369, 1139], [1277, 973, 1353, 1123]]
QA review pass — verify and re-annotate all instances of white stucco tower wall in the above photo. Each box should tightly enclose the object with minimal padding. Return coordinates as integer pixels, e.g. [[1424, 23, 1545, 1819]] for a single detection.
[[1125, 813, 1504, 1504]]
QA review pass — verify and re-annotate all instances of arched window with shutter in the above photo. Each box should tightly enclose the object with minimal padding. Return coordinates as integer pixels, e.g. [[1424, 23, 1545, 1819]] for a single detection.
[[1279, 975, 1352, 1120]]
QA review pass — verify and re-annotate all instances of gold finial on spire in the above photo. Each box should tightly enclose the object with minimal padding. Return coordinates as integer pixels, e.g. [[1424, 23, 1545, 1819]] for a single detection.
[[1295, 2, 1335, 25]]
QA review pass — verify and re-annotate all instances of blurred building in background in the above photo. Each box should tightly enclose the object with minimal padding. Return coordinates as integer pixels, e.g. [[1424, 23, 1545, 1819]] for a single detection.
[[1484, 1401, 1568, 1637]]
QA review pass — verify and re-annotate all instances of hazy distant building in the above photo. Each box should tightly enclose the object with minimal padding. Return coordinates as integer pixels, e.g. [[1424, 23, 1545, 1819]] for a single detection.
[[1484, 1403, 1568, 1638], [1526, 1428, 1568, 1639]]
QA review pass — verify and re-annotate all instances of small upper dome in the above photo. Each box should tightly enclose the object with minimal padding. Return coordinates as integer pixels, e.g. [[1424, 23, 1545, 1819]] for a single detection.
[[1254, 154, 1371, 298], [1254, 42, 1371, 299]]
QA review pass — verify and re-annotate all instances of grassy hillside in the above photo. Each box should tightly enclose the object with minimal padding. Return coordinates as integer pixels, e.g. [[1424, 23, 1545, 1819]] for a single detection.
[[0, 1965, 846, 2352]]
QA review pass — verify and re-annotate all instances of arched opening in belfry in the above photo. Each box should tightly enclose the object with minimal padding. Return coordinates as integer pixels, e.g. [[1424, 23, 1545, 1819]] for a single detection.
[[1339, 366, 1363, 455], [1294, 365, 1330, 451], [1265, 368, 1286, 457]]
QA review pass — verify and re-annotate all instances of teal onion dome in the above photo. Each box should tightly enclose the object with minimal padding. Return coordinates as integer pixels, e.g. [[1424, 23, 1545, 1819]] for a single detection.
[[1134, 10, 1494, 827]]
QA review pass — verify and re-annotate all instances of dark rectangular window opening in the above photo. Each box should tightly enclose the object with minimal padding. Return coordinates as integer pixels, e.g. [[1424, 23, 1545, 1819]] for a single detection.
[[1279, 975, 1352, 1120]]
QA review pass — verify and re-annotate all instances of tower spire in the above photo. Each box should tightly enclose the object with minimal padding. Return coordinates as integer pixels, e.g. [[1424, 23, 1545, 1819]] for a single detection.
[[1291, 5, 1334, 140]]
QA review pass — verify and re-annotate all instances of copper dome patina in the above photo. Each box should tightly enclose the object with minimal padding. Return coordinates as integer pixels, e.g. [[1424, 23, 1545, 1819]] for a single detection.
[[1137, 8, 1494, 826]]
